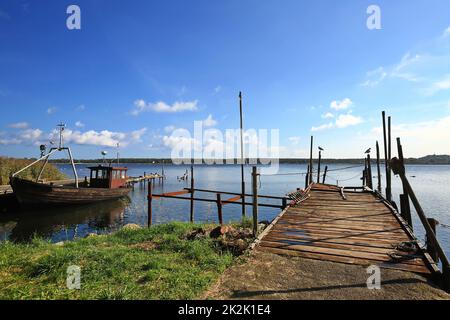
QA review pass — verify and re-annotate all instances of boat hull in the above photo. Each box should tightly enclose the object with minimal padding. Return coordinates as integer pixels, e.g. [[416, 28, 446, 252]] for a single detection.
[[10, 177, 132, 207]]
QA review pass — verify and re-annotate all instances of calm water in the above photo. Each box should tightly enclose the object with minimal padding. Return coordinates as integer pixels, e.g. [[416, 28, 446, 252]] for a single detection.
[[0, 163, 449, 257]]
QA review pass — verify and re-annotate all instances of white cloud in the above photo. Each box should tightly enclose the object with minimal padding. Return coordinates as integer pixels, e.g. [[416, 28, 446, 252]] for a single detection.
[[76, 104, 86, 111], [202, 114, 217, 127], [330, 98, 353, 111], [424, 75, 450, 95], [75, 121, 85, 128], [0, 126, 146, 148], [312, 114, 363, 132], [47, 107, 57, 114], [335, 114, 363, 128], [443, 27, 450, 38], [131, 99, 198, 115], [164, 125, 177, 133], [130, 128, 147, 142], [361, 67, 388, 87], [311, 123, 334, 132], [370, 116, 450, 157], [8, 122, 29, 129], [214, 86, 222, 94], [321, 112, 334, 119], [20, 129, 43, 141]]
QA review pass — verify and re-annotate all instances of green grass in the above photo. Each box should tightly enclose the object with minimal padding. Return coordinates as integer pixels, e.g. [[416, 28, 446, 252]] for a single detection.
[[0, 157, 67, 185], [0, 222, 236, 300]]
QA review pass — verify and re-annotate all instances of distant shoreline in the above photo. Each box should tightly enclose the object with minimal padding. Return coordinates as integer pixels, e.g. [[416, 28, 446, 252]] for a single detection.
[[44, 155, 450, 165]]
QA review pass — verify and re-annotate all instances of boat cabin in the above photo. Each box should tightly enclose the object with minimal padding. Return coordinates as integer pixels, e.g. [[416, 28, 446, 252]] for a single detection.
[[88, 166, 128, 189]]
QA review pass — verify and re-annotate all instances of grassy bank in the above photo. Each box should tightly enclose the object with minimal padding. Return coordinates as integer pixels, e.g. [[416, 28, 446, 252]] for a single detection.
[[0, 222, 246, 300], [0, 157, 66, 185]]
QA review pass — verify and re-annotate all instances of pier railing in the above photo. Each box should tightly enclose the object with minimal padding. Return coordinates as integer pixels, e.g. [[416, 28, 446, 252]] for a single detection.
[[147, 165, 289, 236]]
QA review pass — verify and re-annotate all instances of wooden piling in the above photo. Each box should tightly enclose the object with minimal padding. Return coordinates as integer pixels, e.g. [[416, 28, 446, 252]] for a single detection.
[[363, 157, 367, 187], [317, 150, 322, 183], [305, 165, 310, 189], [397, 137, 412, 227], [391, 157, 450, 291], [376, 141, 381, 192], [367, 154, 373, 190], [322, 166, 328, 184], [147, 179, 152, 227], [252, 166, 258, 237], [282, 197, 287, 210], [427, 218, 439, 263], [387, 116, 392, 201], [190, 164, 194, 223], [382, 111, 391, 201], [309, 136, 313, 185], [239, 91, 246, 218], [216, 193, 223, 225]]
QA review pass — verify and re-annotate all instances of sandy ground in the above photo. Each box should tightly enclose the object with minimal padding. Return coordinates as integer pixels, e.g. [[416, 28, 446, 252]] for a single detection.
[[204, 251, 450, 300]]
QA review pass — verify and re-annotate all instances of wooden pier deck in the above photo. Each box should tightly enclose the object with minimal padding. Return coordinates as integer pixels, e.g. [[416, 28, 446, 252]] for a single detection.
[[256, 184, 435, 275]]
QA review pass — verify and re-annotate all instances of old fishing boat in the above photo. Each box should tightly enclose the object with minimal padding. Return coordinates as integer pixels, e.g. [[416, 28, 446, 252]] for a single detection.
[[10, 124, 132, 207]]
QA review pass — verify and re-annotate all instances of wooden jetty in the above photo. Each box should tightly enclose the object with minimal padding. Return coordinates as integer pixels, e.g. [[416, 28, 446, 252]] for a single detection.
[[255, 183, 436, 275]]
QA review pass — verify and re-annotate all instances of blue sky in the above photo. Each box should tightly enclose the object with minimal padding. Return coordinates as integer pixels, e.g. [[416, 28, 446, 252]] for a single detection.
[[1, 0, 450, 159]]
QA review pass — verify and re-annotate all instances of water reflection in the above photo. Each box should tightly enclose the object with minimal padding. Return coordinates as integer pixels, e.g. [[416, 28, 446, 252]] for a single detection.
[[0, 198, 129, 242]]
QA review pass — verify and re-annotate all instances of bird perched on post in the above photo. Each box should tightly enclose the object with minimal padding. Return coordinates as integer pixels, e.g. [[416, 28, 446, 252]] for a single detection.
[[365, 148, 371, 154], [318, 146, 324, 151]]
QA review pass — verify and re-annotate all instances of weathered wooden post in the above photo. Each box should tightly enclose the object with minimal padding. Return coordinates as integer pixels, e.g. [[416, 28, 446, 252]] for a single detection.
[[216, 193, 223, 225], [387, 116, 392, 201], [322, 166, 328, 184], [147, 179, 152, 227], [317, 149, 322, 183], [309, 136, 314, 185], [282, 197, 287, 210], [367, 154, 373, 190], [239, 91, 246, 218], [382, 112, 390, 201], [427, 218, 439, 263], [363, 158, 367, 187], [397, 137, 412, 228], [252, 166, 258, 237], [391, 157, 450, 292], [305, 164, 310, 189], [376, 141, 381, 193], [190, 164, 194, 223]]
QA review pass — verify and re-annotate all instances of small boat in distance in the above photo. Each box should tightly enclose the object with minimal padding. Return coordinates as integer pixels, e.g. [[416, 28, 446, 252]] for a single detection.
[[10, 124, 132, 207]]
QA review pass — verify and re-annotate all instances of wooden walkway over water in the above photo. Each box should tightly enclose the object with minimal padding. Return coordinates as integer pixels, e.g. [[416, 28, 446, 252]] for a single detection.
[[256, 183, 436, 275]]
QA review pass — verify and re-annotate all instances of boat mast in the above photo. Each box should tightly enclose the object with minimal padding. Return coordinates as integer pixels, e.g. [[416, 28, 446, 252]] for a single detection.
[[57, 123, 79, 188], [13, 123, 79, 188]]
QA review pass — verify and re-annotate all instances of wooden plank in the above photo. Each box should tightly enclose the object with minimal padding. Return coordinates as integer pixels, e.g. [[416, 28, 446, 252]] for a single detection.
[[259, 239, 426, 266], [257, 246, 431, 274]]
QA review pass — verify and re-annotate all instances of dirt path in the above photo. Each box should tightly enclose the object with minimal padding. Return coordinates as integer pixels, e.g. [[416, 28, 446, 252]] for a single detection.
[[205, 251, 450, 300]]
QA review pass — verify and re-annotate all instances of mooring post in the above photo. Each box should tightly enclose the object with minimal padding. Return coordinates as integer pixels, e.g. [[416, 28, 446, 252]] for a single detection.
[[427, 218, 439, 263], [391, 157, 450, 293], [322, 166, 328, 184], [397, 137, 412, 227], [376, 141, 381, 193], [282, 197, 287, 210], [367, 154, 373, 190], [252, 166, 258, 237], [216, 193, 223, 225], [309, 136, 314, 185], [239, 91, 246, 218], [382, 111, 391, 201], [147, 179, 152, 227], [387, 116, 392, 202], [305, 164, 310, 189], [317, 150, 322, 183], [363, 158, 367, 187], [190, 164, 194, 223]]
